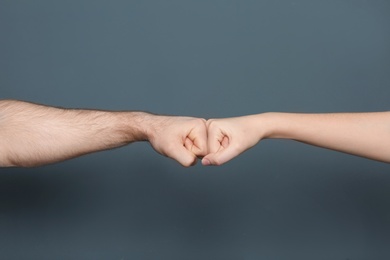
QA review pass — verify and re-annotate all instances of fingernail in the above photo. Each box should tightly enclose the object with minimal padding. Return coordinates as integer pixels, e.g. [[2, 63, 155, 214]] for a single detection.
[[202, 158, 211, 166]]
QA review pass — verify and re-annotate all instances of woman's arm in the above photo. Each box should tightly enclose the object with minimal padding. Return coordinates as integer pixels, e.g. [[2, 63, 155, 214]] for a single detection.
[[202, 112, 390, 165]]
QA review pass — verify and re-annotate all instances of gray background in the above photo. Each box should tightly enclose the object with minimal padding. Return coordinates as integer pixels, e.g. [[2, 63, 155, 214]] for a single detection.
[[1, 0, 390, 259]]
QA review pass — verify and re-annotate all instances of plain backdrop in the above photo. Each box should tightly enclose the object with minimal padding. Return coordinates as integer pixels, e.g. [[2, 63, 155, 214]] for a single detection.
[[1, 1, 390, 259]]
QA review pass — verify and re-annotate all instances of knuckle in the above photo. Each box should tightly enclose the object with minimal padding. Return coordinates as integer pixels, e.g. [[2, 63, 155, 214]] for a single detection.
[[194, 117, 203, 122], [206, 119, 217, 128], [193, 118, 205, 126]]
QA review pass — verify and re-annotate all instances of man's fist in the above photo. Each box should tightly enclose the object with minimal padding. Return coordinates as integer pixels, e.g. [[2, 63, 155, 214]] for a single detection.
[[146, 115, 208, 167]]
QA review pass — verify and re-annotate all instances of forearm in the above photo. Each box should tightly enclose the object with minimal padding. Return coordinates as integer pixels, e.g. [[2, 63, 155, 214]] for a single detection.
[[260, 112, 390, 163], [0, 100, 150, 167]]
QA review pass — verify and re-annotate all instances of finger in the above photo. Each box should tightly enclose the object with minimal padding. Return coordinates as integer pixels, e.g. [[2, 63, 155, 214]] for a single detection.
[[221, 136, 229, 148], [184, 137, 193, 152], [184, 137, 204, 160], [187, 120, 208, 157], [207, 125, 225, 155]]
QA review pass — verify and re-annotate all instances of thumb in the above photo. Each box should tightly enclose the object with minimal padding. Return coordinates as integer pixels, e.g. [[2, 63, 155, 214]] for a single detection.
[[201, 145, 239, 166], [167, 144, 197, 167]]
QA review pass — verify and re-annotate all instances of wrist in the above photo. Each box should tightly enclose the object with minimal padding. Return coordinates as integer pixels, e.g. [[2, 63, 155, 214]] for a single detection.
[[251, 112, 282, 140], [260, 112, 295, 139], [116, 111, 154, 142]]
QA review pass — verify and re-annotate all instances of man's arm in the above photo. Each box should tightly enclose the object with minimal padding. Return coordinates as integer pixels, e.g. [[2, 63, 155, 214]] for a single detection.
[[202, 112, 390, 165], [0, 100, 207, 167]]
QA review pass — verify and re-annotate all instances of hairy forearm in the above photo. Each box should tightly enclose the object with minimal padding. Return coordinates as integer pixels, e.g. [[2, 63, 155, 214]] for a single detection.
[[0, 100, 150, 167], [260, 112, 390, 163]]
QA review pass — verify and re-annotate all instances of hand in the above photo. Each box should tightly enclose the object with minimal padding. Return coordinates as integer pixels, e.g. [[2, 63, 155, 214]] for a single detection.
[[202, 115, 265, 166], [147, 115, 208, 167]]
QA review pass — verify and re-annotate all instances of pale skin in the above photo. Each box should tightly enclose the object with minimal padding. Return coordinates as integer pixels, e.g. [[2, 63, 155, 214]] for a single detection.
[[1, 100, 389, 168], [202, 112, 390, 166], [0, 100, 208, 167]]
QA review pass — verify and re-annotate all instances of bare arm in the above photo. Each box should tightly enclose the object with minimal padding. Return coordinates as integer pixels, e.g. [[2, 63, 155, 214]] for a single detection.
[[202, 112, 390, 165], [0, 100, 207, 167]]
